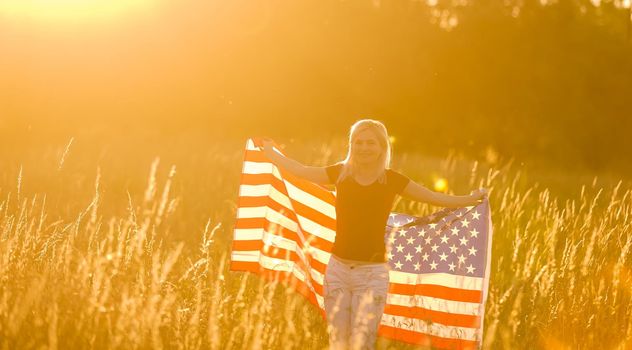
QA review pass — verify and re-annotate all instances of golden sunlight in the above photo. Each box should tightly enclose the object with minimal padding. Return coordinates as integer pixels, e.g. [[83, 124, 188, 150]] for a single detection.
[[433, 177, 448, 192], [0, 0, 159, 22]]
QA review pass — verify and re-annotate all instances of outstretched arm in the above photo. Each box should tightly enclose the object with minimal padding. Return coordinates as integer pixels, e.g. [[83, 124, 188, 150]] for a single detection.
[[401, 179, 486, 208], [260, 139, 331, 185]]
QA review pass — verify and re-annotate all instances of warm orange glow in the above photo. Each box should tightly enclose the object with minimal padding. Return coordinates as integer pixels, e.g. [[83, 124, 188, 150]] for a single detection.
[[0, 0, 159, 22]]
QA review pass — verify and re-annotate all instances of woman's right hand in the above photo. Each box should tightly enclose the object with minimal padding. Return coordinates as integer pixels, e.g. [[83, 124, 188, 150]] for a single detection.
[[261, 138, 274, 155]]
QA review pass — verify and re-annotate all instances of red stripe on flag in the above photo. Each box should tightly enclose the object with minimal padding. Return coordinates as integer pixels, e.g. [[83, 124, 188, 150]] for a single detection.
[[378, 325, 479, 350], [237, 195, 299, 222], [383, 304, 480, 328], [231, 240, 262, 251], [389, 283, 482, 303]]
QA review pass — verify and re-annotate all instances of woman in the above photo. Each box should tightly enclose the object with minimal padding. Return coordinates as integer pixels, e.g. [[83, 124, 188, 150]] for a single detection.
[[261, 119, 487, 350]]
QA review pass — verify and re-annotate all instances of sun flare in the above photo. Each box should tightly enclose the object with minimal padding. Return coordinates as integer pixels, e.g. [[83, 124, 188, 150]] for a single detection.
[[0, 0, 158, 22], [433, 178, 448, 192]]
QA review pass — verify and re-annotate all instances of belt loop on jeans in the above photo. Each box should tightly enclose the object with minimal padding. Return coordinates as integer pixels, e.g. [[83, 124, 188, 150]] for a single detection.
[[334, 256, 355, 269]]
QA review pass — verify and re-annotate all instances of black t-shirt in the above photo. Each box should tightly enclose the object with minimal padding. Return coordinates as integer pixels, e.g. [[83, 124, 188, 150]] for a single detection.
[[325, 163, 411, 262]]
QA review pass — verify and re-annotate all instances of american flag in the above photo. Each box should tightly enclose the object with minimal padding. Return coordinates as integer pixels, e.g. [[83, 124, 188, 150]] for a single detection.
[[230, 138, 493, 349]]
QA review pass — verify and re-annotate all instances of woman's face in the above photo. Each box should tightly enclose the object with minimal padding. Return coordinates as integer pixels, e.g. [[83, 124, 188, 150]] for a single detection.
[[351, 128, 383, 166]]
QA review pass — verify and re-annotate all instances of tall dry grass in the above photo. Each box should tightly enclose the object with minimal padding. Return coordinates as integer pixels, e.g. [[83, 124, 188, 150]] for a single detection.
[[0, 141, 630, 349]]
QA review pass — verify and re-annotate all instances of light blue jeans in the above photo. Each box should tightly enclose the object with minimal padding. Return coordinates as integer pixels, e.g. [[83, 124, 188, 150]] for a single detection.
[[323, 255, 390, 350]]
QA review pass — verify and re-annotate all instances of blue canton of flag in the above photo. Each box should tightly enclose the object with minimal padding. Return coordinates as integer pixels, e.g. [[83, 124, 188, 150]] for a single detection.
[[385, 203, 490, 277]]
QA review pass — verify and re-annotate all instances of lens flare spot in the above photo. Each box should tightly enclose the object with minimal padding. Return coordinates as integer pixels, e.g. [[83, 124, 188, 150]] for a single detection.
[[0, 0, 159, 22], [434, 178, 448, 192]]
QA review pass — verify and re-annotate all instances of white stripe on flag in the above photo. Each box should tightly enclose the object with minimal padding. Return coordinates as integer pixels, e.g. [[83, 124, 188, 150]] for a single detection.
[[246, 139, 257, 150], [380, 314, 481, 341], [238, 184, 293, 209], [386, 293, 482, 316], [389, 271, 483, 290], [243, 161, 276, 175]]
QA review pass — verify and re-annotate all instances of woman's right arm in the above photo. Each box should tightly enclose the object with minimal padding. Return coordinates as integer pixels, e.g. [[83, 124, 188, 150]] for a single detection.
[[262, 140, 331, 185]]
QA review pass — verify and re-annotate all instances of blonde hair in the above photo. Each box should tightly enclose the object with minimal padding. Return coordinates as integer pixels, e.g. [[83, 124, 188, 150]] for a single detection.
[[334, 119, 392, 185]]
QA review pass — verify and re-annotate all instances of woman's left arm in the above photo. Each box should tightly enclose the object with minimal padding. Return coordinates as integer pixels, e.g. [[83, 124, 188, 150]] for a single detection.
[[401, 180, 486, 208]]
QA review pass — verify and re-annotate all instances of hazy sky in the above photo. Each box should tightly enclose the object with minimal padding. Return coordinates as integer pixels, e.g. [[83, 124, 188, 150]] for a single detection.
[[2, 1, 631, 176], [1, 1, 303, 122]]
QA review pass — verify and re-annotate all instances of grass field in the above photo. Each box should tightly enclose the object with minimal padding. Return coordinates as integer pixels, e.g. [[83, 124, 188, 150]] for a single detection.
[[0, 137, 630, 349]]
